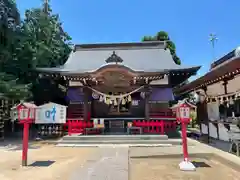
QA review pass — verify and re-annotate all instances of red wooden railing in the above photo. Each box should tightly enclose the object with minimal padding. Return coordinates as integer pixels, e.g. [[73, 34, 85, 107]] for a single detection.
[[65, 109, 177, 136], [132, 120, 177, 134]]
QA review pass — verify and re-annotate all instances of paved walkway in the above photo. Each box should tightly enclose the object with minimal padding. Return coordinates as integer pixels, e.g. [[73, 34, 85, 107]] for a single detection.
[[70, 146, 129, 180]]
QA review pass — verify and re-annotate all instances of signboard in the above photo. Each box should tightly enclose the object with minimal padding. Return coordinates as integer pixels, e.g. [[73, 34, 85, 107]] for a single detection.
[[35, 102, 67, 124]]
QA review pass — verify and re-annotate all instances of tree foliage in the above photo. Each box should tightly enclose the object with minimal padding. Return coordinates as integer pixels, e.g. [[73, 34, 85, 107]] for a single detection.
[[142, 31, 181, 65], [0, 0, 72, 102]]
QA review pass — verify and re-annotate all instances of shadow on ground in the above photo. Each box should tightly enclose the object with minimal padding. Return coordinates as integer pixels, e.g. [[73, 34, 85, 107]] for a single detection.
[[29, 160, 55, 167]]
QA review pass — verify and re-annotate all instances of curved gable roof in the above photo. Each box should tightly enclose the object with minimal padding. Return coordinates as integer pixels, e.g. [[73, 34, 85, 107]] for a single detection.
[[36, 41, 200, 75]]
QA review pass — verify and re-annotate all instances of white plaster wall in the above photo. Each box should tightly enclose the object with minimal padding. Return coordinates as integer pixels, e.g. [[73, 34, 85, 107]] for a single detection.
[[218, 123, 229, 141], [201, 123, 208, 134], [209, 122, 218, 139]]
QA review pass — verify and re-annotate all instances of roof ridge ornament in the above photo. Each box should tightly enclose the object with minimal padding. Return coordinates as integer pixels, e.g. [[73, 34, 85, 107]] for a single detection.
[[105, 51, 123, 64]]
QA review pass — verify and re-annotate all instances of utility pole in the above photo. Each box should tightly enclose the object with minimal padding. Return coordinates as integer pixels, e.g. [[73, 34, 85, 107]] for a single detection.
[[209, 33, 218, 61]]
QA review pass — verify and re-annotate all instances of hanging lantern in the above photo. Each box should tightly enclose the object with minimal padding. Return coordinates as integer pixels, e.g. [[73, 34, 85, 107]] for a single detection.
[[92, 92, 99, 99]]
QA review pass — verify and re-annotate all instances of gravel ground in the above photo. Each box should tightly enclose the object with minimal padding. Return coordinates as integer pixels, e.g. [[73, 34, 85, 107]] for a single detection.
[[0, 138, 240, 180], [0, 145, 96, 180], [0, 144, 129, 180], [130, 157, 240, 180]]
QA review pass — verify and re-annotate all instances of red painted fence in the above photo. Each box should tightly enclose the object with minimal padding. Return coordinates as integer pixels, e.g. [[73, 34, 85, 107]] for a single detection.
[[132, 120, 177, 134], [65, 119, 177, 136], [65, 109, 177, 135]]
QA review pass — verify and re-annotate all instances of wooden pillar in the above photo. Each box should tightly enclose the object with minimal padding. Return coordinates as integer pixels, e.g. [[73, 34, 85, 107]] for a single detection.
[[203, 87, 211, 143], [83, 87, 89, 121], [223, 80, 228, 94], [196, 87, 210, 143], [145, 86, 150, 121], [222, 80, 228, 118]]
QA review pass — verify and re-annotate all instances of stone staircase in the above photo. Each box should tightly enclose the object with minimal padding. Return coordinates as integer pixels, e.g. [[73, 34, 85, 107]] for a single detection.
[[57, 134, 183, 146]]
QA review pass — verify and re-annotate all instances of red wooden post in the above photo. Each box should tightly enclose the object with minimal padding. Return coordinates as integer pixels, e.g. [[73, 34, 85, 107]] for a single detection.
[[19, 107, 31, 166], [22, 122, 29, 166], [175, 103, 195, 171], [181, 121, 189, 161], [17, 104, 35, 167]]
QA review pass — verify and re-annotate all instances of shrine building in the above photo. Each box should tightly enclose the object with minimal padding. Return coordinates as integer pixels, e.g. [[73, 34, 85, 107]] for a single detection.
[[37, 41, 200, 134], [175, 47, 240, 142]]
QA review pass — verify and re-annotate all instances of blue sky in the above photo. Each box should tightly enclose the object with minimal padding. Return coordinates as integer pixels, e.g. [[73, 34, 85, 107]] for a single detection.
[[16, 0, 240, 80]]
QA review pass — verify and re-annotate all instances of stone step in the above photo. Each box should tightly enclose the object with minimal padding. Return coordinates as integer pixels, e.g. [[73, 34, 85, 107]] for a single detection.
[[62, 134, 168, 141], [58, 139, 182, 145]]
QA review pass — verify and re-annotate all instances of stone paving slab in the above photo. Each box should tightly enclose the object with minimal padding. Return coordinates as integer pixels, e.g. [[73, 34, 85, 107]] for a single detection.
[[56, 143, 173, 147], [70, 146, 129, 180]]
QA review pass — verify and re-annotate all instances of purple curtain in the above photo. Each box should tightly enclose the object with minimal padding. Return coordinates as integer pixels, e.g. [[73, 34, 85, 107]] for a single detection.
[[66, 87, 84, 102], [149, 88, 174, 101]]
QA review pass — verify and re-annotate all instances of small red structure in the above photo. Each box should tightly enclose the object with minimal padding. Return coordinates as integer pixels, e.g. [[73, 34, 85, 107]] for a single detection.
[[17, 102, 36, 166], [173, 102, 196, 171]]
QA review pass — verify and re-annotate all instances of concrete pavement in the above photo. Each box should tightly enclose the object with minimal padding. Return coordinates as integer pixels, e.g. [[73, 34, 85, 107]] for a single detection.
[[70, 146, 129, 180]]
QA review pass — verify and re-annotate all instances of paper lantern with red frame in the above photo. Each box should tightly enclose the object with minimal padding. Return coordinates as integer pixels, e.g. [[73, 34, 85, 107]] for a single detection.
[[16, 102, 37, 124], [174, 103, 191, 123], [177, 103, 191, 123]]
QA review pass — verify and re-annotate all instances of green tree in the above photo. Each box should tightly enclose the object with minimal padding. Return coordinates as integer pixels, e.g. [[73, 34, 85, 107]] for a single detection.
[[21, 2, 72, 68], [142, 31, 181, 65], [0, 0, 72, 101], [0, 0, 31, 101], [156, 31, 169, 41], [19, 0, 72, 104]]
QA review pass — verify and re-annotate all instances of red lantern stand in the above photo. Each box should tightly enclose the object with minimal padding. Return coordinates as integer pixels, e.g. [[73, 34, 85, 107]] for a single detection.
[[17, 106, 35, 166], [176, 103, 196, 171]]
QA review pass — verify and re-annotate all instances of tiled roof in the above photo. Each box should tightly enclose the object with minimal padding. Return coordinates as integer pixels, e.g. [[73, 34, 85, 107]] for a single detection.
[[36, 41, 200, 74]]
